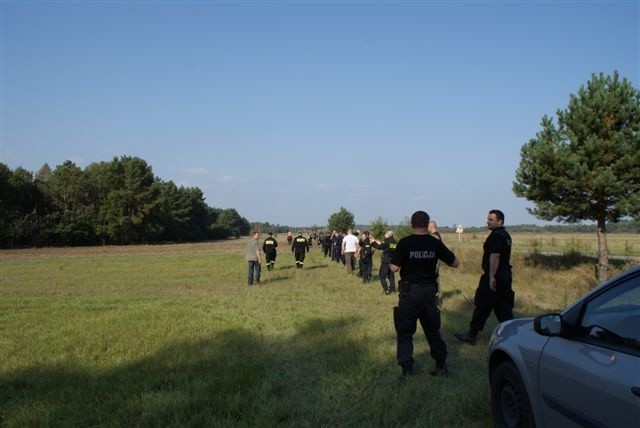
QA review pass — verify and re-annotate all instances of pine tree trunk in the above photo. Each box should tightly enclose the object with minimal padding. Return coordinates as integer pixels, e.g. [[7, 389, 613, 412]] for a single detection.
[[596, 218, 609, 282]]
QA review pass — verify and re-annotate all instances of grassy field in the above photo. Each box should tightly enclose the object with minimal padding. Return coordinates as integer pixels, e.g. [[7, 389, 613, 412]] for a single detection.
[[1, 234, 637, 427], [444, 231, 640, 258]]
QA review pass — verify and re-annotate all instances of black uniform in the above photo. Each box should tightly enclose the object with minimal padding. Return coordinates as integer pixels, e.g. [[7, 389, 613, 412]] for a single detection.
[[390, 234, 457, 374], [468, 226, 513, 335], [322, 233, 332, 257], [332, 234, 344, 264], [291, 234, 310, 269], [359, 238, 374, 283], [372, 237, 397, 294], [262, 235, 278, 271]]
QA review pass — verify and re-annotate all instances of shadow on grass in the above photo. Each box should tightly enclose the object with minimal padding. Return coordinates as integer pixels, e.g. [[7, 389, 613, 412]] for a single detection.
[[0, 314, 493, 426], [0, 316, 381, 427], [301, 264, 330, 271], [440, 288, 462, 303], [525, 251, 631, 271]]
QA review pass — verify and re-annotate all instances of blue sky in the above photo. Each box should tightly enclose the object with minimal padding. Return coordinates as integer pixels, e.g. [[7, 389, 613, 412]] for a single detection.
[[2, 1, 639, 228]]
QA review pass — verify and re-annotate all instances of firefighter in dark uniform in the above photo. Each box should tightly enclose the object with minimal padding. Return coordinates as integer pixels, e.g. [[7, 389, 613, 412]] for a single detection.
[[359, 231, 374, 283], [371, 230, 397, 294], [390, 211, 459, 379], [291, 232, 310, 269], [455, 209, 513, 344], [262, 232, 278, 271]]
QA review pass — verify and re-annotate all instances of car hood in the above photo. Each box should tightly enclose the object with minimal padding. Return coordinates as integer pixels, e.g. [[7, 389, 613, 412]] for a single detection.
[[489, 317, 551, 358]]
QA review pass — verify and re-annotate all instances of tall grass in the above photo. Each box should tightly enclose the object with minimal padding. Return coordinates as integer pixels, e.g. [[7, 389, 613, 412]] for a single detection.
[[1, 238, 636, 427]]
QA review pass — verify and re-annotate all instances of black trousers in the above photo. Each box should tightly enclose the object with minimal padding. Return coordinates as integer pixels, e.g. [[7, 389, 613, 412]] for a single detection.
[[378, 261, 396, 292], [264, 251, 276, 270], [469, 272, 514, 334], [394, 283, 447, 369], [294, 250, 306, 268], [360, 258, 372, 282]]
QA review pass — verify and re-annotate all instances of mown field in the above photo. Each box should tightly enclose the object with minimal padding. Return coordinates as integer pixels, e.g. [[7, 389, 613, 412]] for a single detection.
[[1, 233, 637, 427]]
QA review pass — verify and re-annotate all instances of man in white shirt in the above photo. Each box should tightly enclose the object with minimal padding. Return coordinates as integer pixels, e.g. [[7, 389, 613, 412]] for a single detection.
[[341, 228, 360, 276]]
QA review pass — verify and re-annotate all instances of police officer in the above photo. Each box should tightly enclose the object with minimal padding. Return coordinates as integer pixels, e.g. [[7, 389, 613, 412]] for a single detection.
[[291, 232, 310, 269], [262, 232, 278, 271], [359, 231, 374, 283], [455, 209, 513, 345], [390, 211, 459, 379], [371, 230, 397, 294]]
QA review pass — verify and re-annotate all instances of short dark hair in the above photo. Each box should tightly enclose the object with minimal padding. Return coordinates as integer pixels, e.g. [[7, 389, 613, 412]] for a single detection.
[[410, 211, 430, 228], [489, 209, 505, 223]]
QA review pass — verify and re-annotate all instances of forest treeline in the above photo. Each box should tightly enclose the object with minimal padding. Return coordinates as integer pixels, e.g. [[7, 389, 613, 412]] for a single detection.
[[2, 157, 637, 249], [0, 157, 253, 248]]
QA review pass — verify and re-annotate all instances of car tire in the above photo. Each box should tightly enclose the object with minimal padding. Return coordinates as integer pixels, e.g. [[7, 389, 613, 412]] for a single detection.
[[491, 361, 535, 428]]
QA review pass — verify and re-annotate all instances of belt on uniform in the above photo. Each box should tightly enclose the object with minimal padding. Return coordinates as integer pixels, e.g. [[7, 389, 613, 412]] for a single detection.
[[399, 281, 437, 291]]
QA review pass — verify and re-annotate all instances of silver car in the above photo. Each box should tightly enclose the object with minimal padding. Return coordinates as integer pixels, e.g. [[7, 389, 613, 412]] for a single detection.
[[487, 264, 640, 428]]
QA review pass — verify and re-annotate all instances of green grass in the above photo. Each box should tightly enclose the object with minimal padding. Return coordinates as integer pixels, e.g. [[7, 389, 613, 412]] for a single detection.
[[1, 238, 636, 427]]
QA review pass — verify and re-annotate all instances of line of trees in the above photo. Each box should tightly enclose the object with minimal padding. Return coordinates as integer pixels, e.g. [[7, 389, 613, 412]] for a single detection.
[[0, 156, 251, 248]]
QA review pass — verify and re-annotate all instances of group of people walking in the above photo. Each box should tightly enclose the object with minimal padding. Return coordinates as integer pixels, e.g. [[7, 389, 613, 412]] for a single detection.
[[244, 209, 514, 380]]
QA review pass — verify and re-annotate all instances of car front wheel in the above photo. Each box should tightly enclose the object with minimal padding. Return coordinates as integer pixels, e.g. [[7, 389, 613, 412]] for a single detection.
[[490, 361, 535, 428]]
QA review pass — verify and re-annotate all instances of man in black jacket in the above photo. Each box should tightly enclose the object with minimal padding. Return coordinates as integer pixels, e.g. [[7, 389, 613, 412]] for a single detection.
[[455, 209, 513, 345], [371, 230, 397, 294], [390, 211, 460, 379], [291, 232, 310, 269], [262, 232, 278, 271]]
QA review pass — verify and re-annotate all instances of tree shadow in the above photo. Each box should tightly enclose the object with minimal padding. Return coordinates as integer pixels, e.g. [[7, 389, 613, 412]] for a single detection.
[[525, 251, 631, 271], [0, 309, 496, 426], [0, 316, 380, 427]]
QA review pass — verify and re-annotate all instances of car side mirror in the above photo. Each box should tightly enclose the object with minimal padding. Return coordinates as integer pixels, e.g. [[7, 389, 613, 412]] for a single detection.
[[534, 313, 563, 336]]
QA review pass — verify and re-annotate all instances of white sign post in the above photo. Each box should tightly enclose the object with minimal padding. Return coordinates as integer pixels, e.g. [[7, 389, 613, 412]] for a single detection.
[[456, 225, 464, 242]]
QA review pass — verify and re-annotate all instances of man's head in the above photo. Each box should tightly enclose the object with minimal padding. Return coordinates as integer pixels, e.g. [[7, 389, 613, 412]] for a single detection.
[[487, 210, 505, 230], [252, 231, 260, 239], [384, 230, 393, 238], [410, 211, 430, 229]]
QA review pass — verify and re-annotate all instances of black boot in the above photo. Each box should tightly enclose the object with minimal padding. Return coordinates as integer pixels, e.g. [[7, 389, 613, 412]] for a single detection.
[[454, 331, 477, 345], [397, 365, 413, 381], [430, 362, 449, 377]]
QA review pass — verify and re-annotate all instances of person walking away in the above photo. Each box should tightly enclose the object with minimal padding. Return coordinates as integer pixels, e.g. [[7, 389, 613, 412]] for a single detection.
[[245, 231, 261, 286], [322, 232, 332, 257], [342, 228, 359, 276], [390, 211, 459, 379], [291, 232, 310, 269], [262, 232, 278, 271], [330, 231, 339, 262], [359, 231, 374, 283], [371, 230, 397, 294], [455, 209, 513, 345]]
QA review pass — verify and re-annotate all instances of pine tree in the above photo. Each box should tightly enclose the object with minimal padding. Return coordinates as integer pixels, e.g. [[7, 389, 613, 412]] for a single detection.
[[513, 72, 640, 280]]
